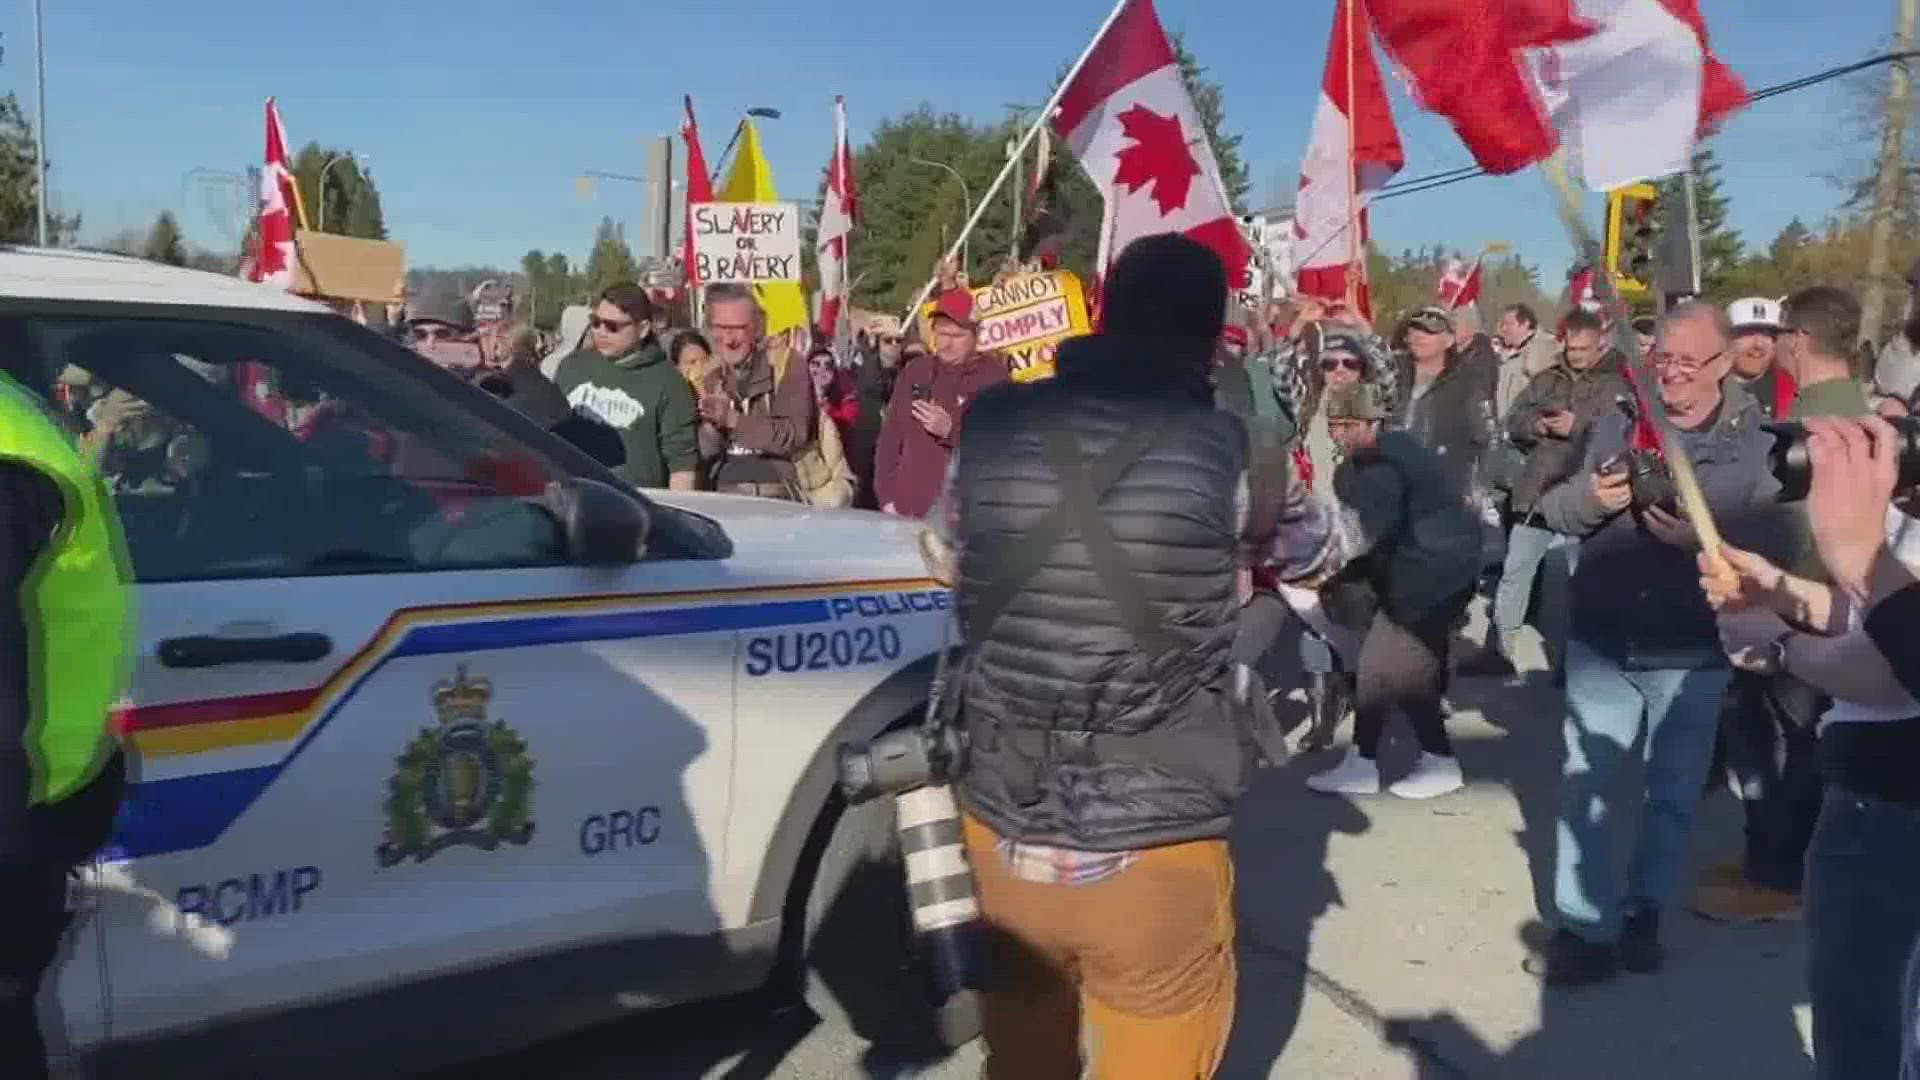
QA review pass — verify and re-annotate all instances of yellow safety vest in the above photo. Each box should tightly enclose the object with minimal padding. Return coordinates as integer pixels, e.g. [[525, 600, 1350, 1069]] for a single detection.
[[0, 372, 135, 804]]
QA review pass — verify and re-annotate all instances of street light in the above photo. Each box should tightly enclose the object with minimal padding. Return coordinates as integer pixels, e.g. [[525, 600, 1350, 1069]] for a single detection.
[[31, 0, 49, 246], [317, 153, 371, 232], [911, 158, 973, 274]]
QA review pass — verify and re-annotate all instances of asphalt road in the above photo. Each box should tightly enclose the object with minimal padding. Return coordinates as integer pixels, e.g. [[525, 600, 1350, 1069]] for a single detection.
[[437, 988, 982, 1080], [429, 604, 1816, 1078]]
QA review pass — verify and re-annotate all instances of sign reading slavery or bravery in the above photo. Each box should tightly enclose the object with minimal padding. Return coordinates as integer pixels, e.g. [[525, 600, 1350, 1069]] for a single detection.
[[690, 201, 802, 284], [917, 270, 1091, 367]]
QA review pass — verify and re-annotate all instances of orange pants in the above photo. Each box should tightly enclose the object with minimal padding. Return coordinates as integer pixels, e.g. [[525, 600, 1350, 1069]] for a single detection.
[[963, 815, 1237, 1080]]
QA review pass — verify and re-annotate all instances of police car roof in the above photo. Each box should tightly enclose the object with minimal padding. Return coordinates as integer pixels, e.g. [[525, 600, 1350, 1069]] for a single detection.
[[0, 246, 331, 314]]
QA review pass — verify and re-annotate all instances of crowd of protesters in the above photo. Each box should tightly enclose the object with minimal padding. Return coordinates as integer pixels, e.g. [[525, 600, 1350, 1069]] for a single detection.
[[370, 247, 1920, 1078]]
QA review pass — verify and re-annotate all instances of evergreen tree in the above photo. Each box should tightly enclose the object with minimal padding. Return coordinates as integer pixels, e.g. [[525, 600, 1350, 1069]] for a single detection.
[[583, 219, 638, 299], [291, 144, 386, 239], [0, 94, 79, 245], [142, 211, 186, 266]]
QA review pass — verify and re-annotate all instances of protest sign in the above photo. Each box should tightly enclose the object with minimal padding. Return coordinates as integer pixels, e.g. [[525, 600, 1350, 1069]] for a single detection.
[[291, 231, 405, 305], [918, 270, 1090, 370], [690, 201, 802, 284]]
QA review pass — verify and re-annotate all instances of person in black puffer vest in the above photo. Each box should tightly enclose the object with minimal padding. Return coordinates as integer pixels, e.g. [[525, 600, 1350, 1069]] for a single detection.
[[939, 233, 1344, 1079]]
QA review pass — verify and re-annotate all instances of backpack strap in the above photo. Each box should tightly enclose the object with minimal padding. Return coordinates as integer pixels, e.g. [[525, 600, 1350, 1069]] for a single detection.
[[963, 415, 1176, 656]]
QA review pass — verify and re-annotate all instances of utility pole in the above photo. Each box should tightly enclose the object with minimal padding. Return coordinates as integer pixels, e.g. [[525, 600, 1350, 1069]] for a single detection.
[[1863, 0, 1919, 349], [31, 0, 48, 246]]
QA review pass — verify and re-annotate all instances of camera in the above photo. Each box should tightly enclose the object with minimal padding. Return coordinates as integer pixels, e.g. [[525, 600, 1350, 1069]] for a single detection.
[[1609, 395, 1679, 513], [837, 721, 967, 804], [1763, 418, 1920, 501], [835, 719, 987, 999]]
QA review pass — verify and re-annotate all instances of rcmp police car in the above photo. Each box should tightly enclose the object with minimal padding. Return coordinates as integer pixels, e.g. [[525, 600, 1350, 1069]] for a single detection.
[[9, 250, 967, 1075]]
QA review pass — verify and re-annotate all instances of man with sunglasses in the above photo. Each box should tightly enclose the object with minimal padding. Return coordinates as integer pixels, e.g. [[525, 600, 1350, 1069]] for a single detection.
[[695, 283, 816, 499], [850, 317, 905, 509], [1694, 286, 1874, 926], [1527, 302, 1799, 985], [551, 283, 698, 491]]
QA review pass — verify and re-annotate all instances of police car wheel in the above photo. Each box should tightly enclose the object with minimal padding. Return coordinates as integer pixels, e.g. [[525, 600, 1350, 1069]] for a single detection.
[[800, 790, 981, 1057]]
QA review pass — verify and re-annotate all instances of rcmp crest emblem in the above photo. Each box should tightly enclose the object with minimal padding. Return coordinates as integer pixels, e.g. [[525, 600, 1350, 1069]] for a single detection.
[[378, 666, 535, 867]]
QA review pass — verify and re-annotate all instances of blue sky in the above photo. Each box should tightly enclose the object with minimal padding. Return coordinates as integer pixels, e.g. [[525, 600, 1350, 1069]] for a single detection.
[[0, 0, 1894, 279]]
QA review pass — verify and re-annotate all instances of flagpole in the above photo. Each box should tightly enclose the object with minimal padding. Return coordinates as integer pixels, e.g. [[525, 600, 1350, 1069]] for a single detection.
[[1537, 152, 1731, 580], [898, 0, 1132, 325], [1342, 0, 1362, 313]]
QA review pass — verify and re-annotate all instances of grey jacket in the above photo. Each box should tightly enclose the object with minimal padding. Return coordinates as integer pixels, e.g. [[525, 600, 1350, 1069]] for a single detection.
[[1537, 380, 1800, 669]]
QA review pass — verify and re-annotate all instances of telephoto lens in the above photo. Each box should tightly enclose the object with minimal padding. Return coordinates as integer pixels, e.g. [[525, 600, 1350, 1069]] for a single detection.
[[1764, 418, 1920, 501], [895, 783, 990, 998]]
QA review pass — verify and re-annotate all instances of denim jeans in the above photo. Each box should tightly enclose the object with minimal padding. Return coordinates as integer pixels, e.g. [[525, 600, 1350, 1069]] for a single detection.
[[1718, 671, 1824, 892], [1553, 639, 1729, 943], [1491, 520, 1576, 663], [1806, 787, 1920, 1080]]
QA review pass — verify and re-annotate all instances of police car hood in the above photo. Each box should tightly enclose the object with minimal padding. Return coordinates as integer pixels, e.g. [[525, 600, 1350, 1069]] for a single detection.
[[647, 492, 934, 583]]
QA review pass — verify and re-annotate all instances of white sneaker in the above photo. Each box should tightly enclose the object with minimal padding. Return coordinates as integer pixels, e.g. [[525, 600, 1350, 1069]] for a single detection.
[[1389, 753, 1465, 800], [1306, 747, 1381, 795]]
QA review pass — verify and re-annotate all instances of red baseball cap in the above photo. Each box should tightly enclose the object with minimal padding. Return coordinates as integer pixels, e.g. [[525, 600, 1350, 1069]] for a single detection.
[[931, 288, 977, 330]]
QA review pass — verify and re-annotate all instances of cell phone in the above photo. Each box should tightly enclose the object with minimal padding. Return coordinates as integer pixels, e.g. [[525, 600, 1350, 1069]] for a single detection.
[[1598, 453, 1629, 477], [910, 383, 932, 402]]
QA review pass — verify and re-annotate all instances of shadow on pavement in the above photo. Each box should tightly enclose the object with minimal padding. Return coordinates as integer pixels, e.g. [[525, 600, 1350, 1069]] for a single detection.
[[1217, 685, 1371, 1079]]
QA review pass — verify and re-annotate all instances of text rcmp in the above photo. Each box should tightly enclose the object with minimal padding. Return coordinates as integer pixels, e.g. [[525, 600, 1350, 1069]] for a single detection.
[[177, 866, 322, 926]]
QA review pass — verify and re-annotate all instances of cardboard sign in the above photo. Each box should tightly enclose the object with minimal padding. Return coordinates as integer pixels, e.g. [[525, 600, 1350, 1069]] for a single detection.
[[690, 202, 801, 284], [918, 271, 1091, 365], [291, 231, 405, 305]]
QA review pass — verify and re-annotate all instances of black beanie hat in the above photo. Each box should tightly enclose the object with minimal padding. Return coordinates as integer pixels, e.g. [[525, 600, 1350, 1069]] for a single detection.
[[1102, 233, 1227, 346]]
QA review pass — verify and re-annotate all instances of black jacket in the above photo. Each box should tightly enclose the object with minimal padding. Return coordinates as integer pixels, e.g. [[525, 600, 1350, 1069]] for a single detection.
[[1504, 351, 1630, 514], [1390, 345, 1499, 498], [0, 464, 124, 870], [952, 335, 1253, 852]]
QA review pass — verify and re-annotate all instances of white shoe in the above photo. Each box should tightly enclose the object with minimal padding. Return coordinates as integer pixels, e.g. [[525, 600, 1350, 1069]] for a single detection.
[[1389, 753, 1465, 800], [1306, 747, 1381, 795]]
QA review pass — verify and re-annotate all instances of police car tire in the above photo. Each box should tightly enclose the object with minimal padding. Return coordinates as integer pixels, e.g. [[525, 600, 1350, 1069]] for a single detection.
[[800, 791, 981, 1056]]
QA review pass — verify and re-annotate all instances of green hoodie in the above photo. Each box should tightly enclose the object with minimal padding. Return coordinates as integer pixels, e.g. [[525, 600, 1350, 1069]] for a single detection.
[[553, 339, 698, 488]]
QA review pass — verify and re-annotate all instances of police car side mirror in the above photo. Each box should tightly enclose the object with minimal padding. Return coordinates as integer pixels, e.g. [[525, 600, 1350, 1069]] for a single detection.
[[541, 478, 650, 565]]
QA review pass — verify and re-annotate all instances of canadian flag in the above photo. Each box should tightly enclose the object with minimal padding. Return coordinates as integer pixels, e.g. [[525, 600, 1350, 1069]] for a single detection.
[[1364, 0, 1746, 189], [679, 96, 715, 290], [1053, 0, 1250, 287], [1293, 0, 1404, 320], [816, 97, 857, 341], [246, 98, 300, 290], [1436, 256, 1482, 310]]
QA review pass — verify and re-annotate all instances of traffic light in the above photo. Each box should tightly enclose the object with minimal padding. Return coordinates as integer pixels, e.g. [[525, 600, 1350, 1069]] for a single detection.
[[1604, 184, 1660, 297]]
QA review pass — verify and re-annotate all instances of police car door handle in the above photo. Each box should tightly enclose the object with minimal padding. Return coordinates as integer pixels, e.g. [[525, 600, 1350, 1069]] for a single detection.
[[157, 632, 334, 669]]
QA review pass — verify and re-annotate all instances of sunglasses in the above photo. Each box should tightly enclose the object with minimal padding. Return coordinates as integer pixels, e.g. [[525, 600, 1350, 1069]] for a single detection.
[[881, 335, 901, 345], [1320, 355, 1366, 372], [589, 316, 634, 333]]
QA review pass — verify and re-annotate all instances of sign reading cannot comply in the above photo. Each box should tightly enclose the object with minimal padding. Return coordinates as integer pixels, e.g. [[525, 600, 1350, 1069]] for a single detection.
[[918, 271, 1091, 363], [690, 202, 802, 284]]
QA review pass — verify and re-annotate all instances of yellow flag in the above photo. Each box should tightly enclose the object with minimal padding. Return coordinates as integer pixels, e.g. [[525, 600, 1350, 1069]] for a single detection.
[[717, 120, 810, 335]]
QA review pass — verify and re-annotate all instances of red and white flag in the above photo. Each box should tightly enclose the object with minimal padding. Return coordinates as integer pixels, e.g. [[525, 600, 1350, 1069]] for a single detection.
[[1365, 0, 1746, 188], [1531, 0, 1748, 190], [816, 96, 858, 341], [1052, 0, 1250, 287], [1292, 0, 1404, 319], [679, 96, 715, 291], [1436, 255, 1482, 309], [246, 98, 300, 290]]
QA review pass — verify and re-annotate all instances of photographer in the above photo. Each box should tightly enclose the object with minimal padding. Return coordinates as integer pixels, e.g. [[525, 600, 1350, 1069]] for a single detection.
[[937, 234, 1342, 1078], [1696, 286, 1873, 925], [1525, 303, 1798, 986], [1702, 414, 1920, 1079]]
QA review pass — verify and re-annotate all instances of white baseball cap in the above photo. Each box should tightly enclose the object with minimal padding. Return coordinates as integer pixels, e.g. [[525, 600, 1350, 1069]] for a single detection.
[[1727, 297, 1784, 333]]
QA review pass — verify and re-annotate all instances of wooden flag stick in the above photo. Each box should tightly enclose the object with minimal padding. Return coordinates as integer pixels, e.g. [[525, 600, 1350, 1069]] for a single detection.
[[1537, 152, 1734, 581]]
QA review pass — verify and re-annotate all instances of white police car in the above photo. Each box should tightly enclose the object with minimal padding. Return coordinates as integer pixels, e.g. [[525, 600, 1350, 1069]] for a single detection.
[[7, 250, 968, 1075]]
